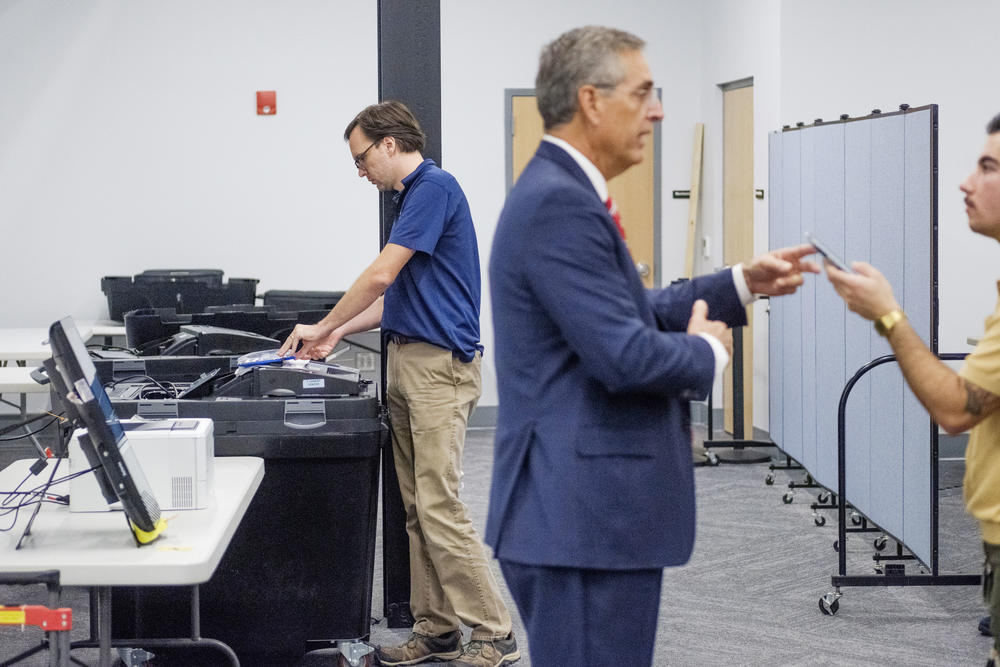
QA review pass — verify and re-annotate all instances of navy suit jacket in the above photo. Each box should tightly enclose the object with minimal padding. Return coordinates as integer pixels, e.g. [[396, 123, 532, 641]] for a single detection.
[[486, 141, 747, 570]]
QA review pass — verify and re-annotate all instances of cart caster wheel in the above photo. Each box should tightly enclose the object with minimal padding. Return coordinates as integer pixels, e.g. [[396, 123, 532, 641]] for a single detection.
[[782, 492, 794, 504], [705, 451, 719, 466], [114, 648, 154, 666], [813, 514, 826, 527], [874, 564, 884, 574], [833, 540, 839, 552], [817, 492, 830, 504], [874, 535, 887, 551], [851, 511, 862, 526], [819, 592, 841, 616], [337, 642, 375, 667], [765, 473, 774, 485]]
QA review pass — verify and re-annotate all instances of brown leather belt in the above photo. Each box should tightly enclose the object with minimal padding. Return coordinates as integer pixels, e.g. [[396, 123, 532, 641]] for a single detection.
[[387, 333, 420, 345]]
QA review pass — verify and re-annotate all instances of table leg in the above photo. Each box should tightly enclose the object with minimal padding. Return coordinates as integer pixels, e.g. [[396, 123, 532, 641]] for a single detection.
[[97, 586, 111, 667], [88, 589, 98, 645], [190, 585, 201, 640], [52, 627, 71, 667]]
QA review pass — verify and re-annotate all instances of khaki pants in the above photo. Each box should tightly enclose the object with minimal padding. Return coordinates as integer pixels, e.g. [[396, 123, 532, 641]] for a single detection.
[[387, 340, 511, 641]]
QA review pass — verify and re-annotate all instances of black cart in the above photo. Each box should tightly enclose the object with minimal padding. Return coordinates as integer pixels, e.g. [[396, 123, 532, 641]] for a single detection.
[[107, 390, 386, 666]]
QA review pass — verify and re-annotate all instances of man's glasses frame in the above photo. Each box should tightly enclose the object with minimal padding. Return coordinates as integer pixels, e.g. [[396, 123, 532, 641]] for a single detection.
[[353, 138, 381, 169]]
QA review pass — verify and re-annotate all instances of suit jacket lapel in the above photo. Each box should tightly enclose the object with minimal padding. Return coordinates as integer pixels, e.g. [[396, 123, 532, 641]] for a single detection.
[[535, 141, 604, 207], [533, 141, 650, 321]]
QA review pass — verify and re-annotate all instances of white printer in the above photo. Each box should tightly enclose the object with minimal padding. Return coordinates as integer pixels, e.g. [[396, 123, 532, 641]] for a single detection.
[[69, 418, 214, 512]]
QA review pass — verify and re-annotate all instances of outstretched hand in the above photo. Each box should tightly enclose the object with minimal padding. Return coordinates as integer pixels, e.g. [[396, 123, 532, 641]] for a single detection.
[[307, 330, 344, 360], [278, 323, 333, 360], [687, 299, 732, 359], [743, 244, 821, 296], [824, 261, 900, 321]]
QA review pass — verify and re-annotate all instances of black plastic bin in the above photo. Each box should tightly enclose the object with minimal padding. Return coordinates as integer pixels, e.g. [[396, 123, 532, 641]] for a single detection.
[[123, 307, 328, 351], [101, 270, 259, 320], [109, 395, 386, 665], [262, 289, 345, 311]]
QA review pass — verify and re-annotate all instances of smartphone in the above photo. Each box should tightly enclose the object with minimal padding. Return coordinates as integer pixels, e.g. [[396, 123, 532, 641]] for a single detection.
[[804, 232, 852, 273]]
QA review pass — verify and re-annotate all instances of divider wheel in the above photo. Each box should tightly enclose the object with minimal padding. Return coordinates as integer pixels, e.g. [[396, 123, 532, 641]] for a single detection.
[[782, 491, 794, 504], [819, 592, 841, 616], [705, 451, 719, 466], [339, 655, 373, 667], [817, 491, 830, 504], [813, 513, 826, 527], [765, 473, 775, 485], [851, 511, 862, 526], [874, 535, 887, 551]]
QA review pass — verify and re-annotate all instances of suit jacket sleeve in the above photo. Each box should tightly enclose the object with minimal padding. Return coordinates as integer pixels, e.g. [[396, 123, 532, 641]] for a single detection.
[[648, 272, 748, 332]]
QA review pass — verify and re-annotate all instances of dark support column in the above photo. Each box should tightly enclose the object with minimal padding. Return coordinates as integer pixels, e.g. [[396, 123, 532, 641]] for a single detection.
[[377, 0, 441, 629], [378, 0, 441, 167]]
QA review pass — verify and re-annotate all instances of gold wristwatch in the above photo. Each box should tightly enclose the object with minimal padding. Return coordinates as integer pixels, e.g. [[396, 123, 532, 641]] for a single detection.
[[874, 309, 906, 337]]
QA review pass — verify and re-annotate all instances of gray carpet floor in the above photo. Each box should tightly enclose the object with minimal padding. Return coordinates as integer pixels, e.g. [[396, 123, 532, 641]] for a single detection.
[[0, 418, 990, 666]]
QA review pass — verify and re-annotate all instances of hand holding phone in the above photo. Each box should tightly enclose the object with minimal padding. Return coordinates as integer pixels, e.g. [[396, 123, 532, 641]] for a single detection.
[[804, 232, 852, 273]]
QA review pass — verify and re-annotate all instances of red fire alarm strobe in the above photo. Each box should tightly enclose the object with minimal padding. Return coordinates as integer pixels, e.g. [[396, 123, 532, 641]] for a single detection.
[[257, 91, 276, 115]]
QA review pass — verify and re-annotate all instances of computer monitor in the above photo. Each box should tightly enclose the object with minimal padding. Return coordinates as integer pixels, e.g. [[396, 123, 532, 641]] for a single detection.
[[47, 316, 165, 544]]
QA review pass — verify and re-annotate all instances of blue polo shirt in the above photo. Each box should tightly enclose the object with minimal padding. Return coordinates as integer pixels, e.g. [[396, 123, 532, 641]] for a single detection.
[[382, 159, 482, 362]]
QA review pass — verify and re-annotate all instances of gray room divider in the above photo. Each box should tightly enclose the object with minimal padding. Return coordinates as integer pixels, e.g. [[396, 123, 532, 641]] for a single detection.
[[767, 105, 938, 566]]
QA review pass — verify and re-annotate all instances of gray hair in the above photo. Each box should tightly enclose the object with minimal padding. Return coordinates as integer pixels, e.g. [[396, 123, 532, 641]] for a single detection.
[[988, 113, 1000, 135], [535, 26, 645, 131]]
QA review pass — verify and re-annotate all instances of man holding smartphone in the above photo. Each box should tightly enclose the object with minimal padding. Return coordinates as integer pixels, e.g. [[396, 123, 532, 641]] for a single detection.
[[825, 112, 1000, 667]]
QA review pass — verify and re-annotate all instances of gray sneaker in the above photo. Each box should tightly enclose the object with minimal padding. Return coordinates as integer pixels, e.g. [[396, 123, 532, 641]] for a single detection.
[[374, 630, 462, 665], [450, 633, 520, 667]]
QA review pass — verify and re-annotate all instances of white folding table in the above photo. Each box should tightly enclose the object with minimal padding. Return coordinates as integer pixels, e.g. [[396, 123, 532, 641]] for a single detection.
[[0, 322, 127, 365], [0, 328, 54, 364], [0, 456, 264, 666]]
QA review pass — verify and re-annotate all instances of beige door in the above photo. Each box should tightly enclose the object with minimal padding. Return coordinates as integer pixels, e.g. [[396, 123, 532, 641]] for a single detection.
[[722, 84, 754, 437], [510, 94, 657, 288]]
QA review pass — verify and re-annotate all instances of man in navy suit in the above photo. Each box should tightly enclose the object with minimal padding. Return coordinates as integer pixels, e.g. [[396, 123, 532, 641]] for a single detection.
[[487, 26, 819, 666]]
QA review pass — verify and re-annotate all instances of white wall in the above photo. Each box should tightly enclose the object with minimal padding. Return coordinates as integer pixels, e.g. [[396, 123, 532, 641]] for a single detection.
[[779, 0, 1000, 360], [6, 1, 998, 419], [442, 0, 704, 406], [701, 0, 1000, 430], [699, 0, 782, 428], [0, 1, 378, 328]]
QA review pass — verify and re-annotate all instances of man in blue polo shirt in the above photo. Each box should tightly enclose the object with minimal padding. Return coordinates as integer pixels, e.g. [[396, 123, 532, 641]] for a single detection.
[[279, 101, 518, 667]]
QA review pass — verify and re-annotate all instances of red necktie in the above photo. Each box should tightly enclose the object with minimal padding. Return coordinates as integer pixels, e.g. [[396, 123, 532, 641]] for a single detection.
[[605, 197, 626, 240]]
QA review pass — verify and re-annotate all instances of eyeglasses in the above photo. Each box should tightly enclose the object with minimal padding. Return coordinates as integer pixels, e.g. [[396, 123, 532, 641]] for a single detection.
[[594, 82, 658, 107], [353, 139, 381, 169]]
